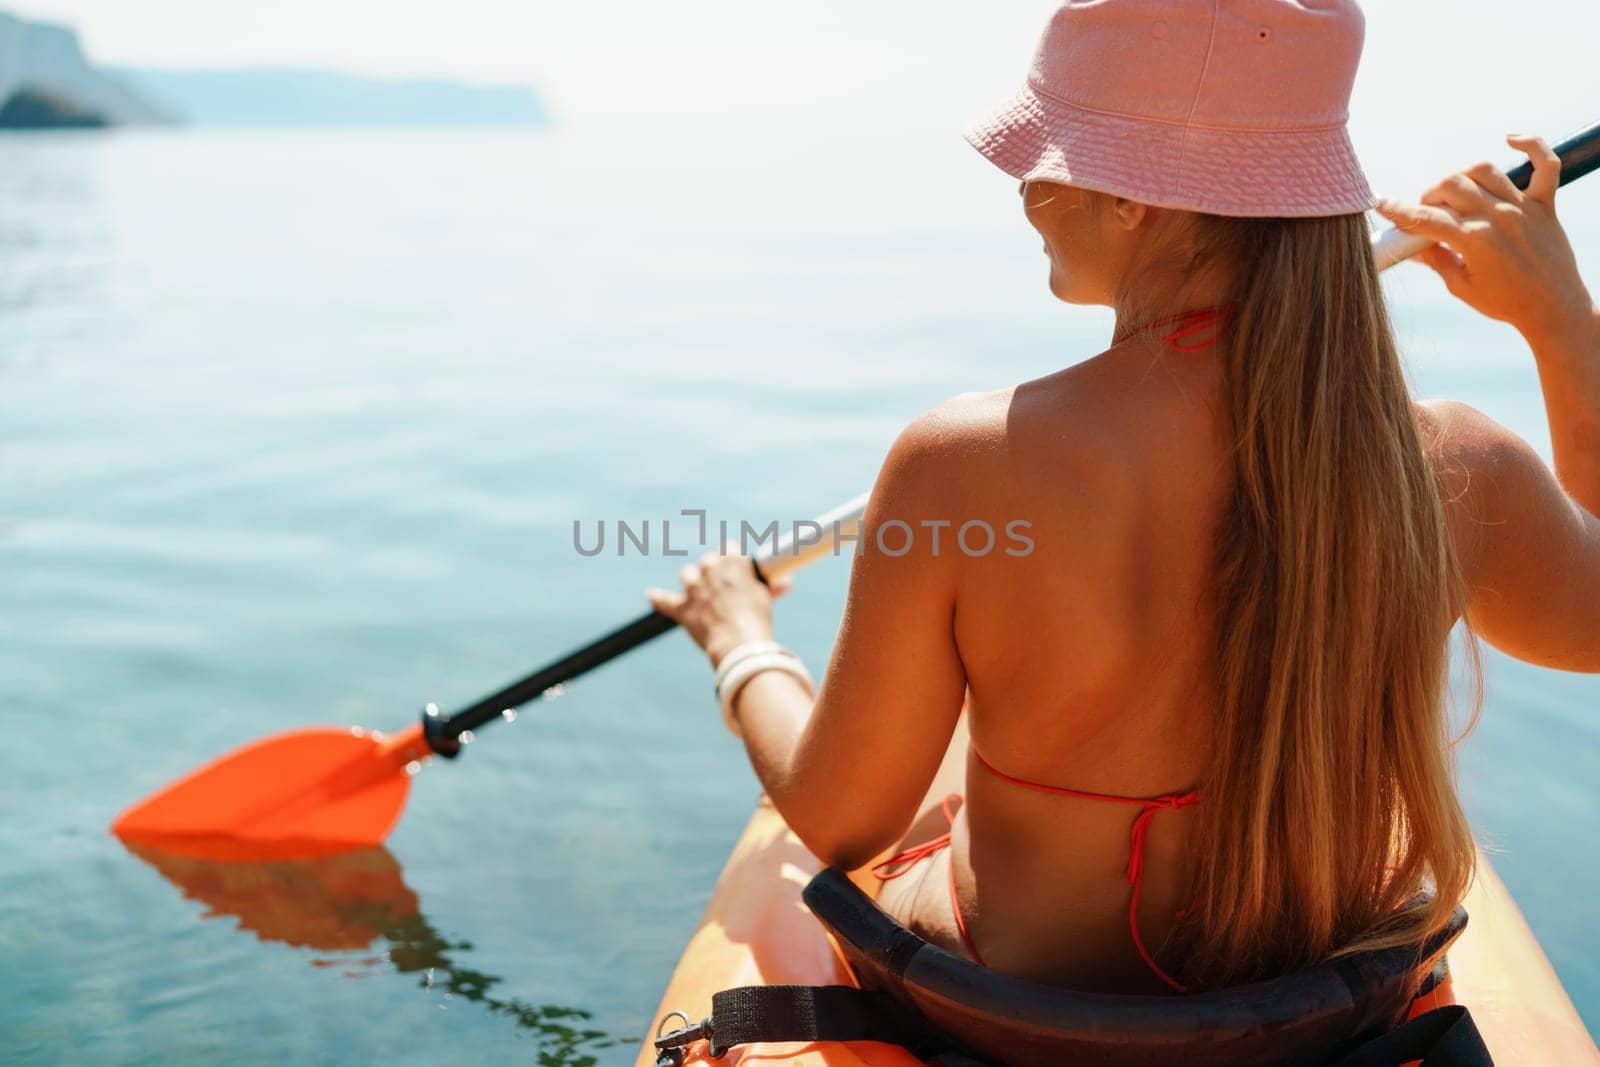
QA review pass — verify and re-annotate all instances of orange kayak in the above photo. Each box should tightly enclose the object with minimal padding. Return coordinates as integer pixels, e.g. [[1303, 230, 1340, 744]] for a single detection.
[[637, 799, 1599, 1066]]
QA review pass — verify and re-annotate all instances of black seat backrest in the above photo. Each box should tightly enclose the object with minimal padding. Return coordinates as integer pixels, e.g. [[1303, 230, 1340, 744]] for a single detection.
[[803, 868, 1464, 1067]]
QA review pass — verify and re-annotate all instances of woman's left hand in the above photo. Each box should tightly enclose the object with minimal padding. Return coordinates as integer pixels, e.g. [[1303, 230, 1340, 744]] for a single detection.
[[647, 550, 793, 667]]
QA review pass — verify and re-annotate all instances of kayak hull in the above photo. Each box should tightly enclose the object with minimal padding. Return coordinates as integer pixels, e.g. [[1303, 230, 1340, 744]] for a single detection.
[[637, 799, 1598, 1066]]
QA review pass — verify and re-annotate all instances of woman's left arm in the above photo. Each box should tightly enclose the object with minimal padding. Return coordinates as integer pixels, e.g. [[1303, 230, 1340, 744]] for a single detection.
[[648, 411, 971, 869]]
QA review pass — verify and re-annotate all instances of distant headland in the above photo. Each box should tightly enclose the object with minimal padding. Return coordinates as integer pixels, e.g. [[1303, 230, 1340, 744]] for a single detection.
[[115, 68, 551, 128], [0, 10, 173, 127], [0, 9, 550, 130]]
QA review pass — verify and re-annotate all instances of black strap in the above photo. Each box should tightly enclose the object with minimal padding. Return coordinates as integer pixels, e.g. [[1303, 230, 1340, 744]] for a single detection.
[[1331, 1006, 1493, 1066], [664, 985, 1490, 1067], [705, 985, 925, 1055], [653, 985, 957, 1062]]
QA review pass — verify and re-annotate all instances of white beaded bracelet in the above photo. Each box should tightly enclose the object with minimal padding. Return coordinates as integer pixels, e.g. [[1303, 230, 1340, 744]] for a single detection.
[[712, 640, 789, 693], [715, 649, 814, 739]]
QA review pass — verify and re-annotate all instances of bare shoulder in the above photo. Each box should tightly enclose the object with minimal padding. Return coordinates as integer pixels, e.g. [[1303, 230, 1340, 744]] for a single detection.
[[1416, 398, 1527, 459], [895, 389, 1014, 452], [1413, 398, 1556, 573], [1416, 399, 1600, 670], [1414, 398, 1548, 501], [874, 387, 1071, 530], [884, 390, 1012, 485]]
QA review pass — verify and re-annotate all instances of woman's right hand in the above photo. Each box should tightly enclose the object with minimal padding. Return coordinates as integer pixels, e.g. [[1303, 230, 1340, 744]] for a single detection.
[[1375, 134, 1596, 351]]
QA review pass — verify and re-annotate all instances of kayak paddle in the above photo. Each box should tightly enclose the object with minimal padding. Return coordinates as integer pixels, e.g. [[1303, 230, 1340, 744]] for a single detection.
[[1371, 120, 1600, 269], [113, 120, 1600, 863], [111, 494, 869, 860]]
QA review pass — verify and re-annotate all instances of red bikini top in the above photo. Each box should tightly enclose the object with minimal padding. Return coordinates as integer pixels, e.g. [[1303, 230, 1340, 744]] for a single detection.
[[974, 748, 1200, 993], [1144, 303, 1231, 352]]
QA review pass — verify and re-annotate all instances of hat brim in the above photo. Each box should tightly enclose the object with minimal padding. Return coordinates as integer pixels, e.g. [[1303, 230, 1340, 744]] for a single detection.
[[964, 83, 1375, 219]]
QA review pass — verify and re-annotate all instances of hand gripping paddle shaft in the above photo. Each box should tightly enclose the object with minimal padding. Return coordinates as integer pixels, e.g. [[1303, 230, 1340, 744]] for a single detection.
[[420, 493, 871, 755], [1371, 121, 1600, 270]]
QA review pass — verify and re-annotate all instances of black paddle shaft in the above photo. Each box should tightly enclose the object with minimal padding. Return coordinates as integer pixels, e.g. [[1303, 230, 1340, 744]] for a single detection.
[[1507, 121, 1600, 189], [420, 560, 766, 757]]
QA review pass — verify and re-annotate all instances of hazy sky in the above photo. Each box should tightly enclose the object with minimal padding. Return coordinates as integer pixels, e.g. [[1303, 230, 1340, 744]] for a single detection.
[[10, 1, 1599, 202]]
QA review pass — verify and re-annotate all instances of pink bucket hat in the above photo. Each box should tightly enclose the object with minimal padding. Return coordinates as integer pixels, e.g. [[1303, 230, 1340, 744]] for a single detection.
[[965, 0, 1375, 218]]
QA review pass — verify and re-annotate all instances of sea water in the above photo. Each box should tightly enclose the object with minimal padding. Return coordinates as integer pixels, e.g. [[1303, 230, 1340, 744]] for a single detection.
[[1, 128, 1595, 1064]]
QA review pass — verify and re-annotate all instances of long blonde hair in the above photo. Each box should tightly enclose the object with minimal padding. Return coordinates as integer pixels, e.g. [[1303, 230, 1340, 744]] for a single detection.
[[1141, 210, 1480, 989]]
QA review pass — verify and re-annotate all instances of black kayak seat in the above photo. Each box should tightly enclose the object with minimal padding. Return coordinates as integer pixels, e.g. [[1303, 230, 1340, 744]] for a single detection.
[[801, 867, 1467, 1067]]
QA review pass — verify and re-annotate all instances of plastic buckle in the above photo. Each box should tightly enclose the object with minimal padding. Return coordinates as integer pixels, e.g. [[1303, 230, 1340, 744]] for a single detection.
[[654, 1009, 716, 1061]]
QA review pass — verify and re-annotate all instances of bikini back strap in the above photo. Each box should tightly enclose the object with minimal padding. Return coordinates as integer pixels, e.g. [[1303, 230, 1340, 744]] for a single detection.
[[972, 748, 1201, 992], [1151, 304, 1232, 351]]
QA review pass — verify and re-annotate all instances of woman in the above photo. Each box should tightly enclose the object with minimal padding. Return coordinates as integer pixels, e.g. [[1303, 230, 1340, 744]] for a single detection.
[[647, 0, 1600, 995]]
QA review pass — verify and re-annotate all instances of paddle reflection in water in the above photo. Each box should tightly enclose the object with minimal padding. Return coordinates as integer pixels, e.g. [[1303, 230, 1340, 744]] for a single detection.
[[121, 842, 632, 1065]]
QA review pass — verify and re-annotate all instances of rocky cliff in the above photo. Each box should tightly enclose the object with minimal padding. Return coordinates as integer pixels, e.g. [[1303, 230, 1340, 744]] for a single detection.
[[0, 10, 173, 125], [0, 85, 108, 127]]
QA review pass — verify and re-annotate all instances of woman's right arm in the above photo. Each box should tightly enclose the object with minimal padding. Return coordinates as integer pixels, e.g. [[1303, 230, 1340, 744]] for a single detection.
[[1378, 135, 1600, 671]]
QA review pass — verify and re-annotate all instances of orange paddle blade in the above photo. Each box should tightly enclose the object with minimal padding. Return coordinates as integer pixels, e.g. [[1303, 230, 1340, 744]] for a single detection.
[[112, 723, 432, 861]]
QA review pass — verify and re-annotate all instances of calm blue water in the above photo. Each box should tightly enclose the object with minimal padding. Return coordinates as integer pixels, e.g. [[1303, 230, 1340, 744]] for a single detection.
[[2, 128, 1595, 1063]]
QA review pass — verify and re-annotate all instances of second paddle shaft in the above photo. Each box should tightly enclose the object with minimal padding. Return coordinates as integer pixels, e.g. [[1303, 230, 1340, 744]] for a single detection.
[[422, 493, 871, 756], [1371, 120, 1600, 270]]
